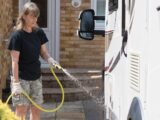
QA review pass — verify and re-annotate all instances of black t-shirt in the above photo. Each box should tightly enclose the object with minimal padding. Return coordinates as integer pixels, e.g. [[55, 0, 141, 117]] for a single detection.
[[8, 28, 48, 80]]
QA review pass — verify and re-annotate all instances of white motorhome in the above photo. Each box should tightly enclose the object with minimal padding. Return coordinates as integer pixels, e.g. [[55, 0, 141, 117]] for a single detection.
[[78, 0, 160, 120]]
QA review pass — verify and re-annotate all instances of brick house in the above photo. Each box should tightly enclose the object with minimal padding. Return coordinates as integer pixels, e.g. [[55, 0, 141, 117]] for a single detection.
[[14, 0, 105, 68], [0, 0, 105, 98]]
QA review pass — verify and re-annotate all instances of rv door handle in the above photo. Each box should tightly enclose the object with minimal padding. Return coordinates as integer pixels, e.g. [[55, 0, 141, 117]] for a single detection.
[[156, 6, 160, 11], [122, 30, 128, 57]]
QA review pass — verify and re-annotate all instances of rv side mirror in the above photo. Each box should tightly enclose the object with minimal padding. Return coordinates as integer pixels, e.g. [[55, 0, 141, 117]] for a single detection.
[[78, 9, 95, 40], [78, 9, 105, 40]]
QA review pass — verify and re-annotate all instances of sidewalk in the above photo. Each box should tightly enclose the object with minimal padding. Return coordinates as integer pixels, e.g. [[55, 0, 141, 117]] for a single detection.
[[10, 101, 85, 120], [10, 100, 104, 120], [82, 100, 104, 120]]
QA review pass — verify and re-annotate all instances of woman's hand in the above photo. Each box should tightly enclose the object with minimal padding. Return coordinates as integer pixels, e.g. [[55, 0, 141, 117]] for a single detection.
[[12, 82, 23, 95], [40, 44, 62, 69], [47, 57, 62, 69], [11, 77, 23, 95]]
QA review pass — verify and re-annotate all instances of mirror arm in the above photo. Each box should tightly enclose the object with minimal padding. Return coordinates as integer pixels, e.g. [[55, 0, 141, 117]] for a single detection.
[[94, 30, 105, 36], [93, 16, 105, 36], [94, 16, 105, 20]]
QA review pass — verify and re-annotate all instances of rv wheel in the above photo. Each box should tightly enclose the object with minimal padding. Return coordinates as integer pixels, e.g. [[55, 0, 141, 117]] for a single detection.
[[127, 98, 143, 120]]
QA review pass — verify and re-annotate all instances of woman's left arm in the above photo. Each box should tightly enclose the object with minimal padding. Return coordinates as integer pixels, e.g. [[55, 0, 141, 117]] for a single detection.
[[40, 44, 60, 69], [40, 44, 50, 62]]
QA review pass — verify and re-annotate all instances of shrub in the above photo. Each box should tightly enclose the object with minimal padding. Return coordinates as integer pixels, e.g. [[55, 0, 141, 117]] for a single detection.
[[0, 100, 19, 120]]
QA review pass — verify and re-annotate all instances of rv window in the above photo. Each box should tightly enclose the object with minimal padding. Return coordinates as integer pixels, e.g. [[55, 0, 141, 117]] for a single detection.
[[109, 0, 118, 12]]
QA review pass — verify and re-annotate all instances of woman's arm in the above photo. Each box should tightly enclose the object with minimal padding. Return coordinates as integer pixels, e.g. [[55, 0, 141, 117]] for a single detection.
[[10, 50, 20, 83], [40, 44, 50, 62], [40, 44, 61, 69]]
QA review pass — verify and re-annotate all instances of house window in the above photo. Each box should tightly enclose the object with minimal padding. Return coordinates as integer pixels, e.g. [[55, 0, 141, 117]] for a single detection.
[[31, 0, 48, 28], [91, 0, 106, 30]]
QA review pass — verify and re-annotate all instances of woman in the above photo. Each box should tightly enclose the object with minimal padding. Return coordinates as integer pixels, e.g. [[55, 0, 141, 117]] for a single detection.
[[8, 2, 58, 120]]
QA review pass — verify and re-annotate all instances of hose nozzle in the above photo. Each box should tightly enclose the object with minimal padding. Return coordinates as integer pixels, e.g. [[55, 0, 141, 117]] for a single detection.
[[54, 64, 62, 70]]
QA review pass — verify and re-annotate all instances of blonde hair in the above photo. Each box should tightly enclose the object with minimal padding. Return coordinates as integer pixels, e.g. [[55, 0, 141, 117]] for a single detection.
[[15, 2, 40, 30]]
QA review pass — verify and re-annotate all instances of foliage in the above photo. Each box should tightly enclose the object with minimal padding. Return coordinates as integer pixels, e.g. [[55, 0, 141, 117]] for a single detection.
[[0, 100, 19, 120]]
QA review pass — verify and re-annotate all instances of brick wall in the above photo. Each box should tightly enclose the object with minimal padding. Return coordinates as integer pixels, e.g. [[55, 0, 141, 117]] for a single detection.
[[60, 0, 105, 69], [0, 0, 13, 97]]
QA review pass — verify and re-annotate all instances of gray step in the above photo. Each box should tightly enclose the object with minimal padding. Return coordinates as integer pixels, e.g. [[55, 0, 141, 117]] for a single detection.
[[2, 87, 102, 103], [43, 87, 100, 94], [43, 87, 102, 102], [41, 68, 102, 76], [42, 75, 102, 81], [42, 75, 102, 88]]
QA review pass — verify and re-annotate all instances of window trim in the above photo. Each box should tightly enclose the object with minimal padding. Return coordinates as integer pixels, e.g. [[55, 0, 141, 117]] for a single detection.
[[91, 0, 105, 30]]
